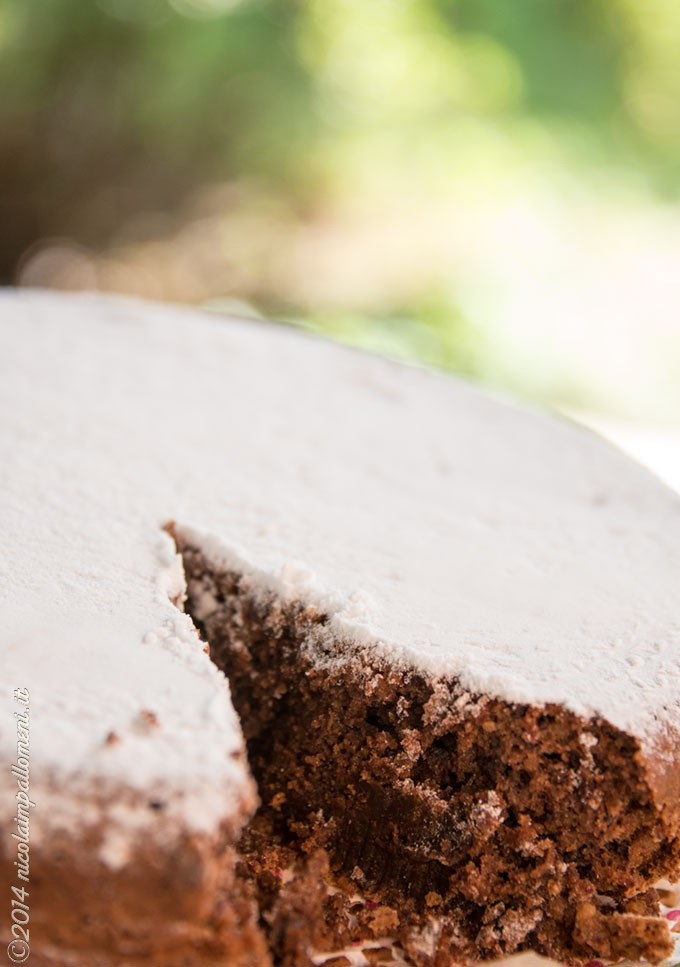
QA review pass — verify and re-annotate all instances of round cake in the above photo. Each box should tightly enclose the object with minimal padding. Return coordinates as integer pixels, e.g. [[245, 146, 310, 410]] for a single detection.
[[1, 289, 679, 966]]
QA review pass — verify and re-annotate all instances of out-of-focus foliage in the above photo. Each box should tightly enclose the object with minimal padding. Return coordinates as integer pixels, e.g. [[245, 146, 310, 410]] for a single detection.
[[2, 0, 680, 415]]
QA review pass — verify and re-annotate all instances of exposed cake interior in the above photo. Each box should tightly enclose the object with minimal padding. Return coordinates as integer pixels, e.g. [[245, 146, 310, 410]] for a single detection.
[[172, 531, 680, 966]]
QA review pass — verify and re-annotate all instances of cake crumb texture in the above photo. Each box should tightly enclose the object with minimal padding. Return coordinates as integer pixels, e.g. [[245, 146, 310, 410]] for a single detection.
[[176, 539, 680, 965]]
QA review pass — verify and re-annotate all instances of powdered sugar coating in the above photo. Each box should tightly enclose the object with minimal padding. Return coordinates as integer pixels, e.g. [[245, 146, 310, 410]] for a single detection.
[[1, 289, 679, 839]]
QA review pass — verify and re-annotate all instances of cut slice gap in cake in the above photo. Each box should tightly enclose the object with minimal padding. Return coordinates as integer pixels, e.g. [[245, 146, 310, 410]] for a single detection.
[[166, 522, 680, 966]]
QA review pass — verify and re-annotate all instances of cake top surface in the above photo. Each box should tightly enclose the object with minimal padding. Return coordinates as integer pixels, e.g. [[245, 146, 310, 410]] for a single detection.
[[2, 289, 680, 835]]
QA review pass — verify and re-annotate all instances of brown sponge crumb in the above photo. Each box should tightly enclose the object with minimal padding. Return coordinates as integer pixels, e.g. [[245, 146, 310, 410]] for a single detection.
[[175, 536, 680, 965], [574, 902, 673, 963]]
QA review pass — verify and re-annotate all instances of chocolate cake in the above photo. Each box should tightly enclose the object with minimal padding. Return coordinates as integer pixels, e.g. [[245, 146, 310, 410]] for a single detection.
[[1, 289, 679, 966]]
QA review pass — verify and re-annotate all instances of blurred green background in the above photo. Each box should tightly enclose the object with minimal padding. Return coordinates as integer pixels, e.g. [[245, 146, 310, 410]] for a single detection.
[[2, 0, 680, 434]]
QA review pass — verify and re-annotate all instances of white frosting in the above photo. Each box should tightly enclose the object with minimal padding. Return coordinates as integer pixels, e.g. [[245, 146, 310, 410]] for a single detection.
[[1, 289, 680, 842]]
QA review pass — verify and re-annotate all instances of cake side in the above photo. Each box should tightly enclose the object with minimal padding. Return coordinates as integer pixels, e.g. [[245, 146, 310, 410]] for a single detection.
[[0, 580, 265, 965], [0, 788, 269, 966]]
